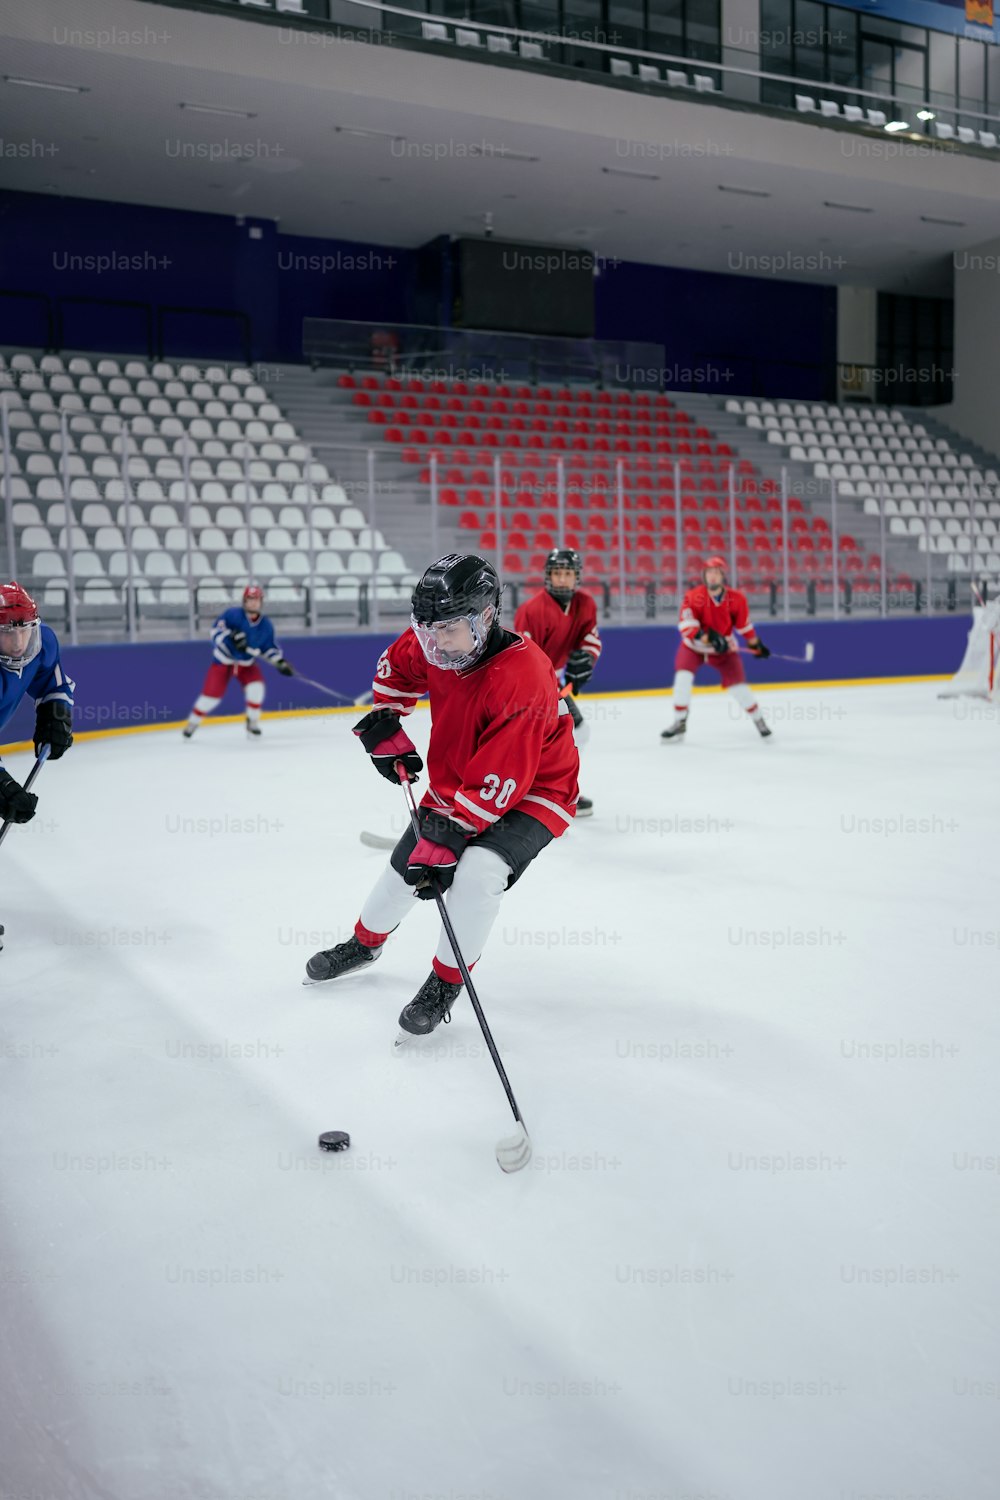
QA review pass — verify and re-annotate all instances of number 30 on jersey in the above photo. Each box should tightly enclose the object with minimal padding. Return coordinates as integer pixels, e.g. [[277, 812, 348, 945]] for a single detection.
[[480, 773, 516, 810]]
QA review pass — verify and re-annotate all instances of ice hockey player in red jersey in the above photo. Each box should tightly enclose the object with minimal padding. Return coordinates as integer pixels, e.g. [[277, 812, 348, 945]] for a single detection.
[[305, 554, 579, 1039], [514, 548, 600, 816], [661, 556, 772, 741]]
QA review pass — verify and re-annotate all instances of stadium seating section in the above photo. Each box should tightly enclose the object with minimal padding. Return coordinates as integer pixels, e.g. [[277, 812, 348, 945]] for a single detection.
[[340, 372, 896, 597], [0, 351, 414, 626], [726, 398, 1000, 577]]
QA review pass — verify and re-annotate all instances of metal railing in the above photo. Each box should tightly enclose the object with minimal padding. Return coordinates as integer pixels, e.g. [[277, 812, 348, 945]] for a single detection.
[[215, 0, 1000, 143], [3, 400, 993, 642]]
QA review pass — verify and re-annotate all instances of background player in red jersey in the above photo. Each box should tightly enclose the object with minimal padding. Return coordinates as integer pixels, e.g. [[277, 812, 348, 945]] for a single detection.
[[514, 548, 600, 816], [305, 554, 579, 1039], [661, 556, 772, 741]]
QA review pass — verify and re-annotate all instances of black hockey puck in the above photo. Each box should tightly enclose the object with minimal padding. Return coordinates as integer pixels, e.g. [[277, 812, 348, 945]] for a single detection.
[[318, 1130, 350, 1153]]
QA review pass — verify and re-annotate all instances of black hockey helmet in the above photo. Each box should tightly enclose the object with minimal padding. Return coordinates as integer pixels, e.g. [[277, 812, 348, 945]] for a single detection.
[[544, 548, 581, 606], [410, 553, 502, 670]]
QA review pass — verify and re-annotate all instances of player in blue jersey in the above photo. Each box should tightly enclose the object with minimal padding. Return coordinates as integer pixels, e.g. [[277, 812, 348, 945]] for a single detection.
[[183, 584, 293, 738], [0, 582, 75, 825]]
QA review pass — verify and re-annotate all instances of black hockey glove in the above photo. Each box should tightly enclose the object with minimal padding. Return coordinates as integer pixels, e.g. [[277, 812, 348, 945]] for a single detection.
[[34, 701, 73, 761], [229, 629, 249, 653], [353, 708, 423, 785], [748, 637, 770, 659], [0, 767, 37, 825], [564, 648, 595, 690], [702, 628, 729, 654], [274, 657, 294, 677], [404, 813, 469, 899]]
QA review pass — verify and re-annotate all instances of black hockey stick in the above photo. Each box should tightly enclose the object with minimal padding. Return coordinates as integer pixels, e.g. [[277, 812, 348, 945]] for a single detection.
[[286, 667, 373, 708], [243, 647, 372, 706], [397, 767, 532, 1174], [0, 743, 51, 851], [734, 641, 815, 664]]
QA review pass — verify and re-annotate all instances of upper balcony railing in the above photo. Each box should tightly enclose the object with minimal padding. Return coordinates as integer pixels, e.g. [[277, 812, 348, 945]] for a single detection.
[[203, 0, 1000, 148]]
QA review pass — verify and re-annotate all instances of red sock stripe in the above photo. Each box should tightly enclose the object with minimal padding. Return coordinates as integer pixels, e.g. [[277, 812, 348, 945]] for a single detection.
[[355, 919, 389, 949], [432, 954, 475, 986]]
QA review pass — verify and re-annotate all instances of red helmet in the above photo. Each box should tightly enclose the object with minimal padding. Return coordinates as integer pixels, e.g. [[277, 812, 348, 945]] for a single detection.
[[703, 556, 727, 574], [0, 581, 42, 673], [242, 584, 264, 611]]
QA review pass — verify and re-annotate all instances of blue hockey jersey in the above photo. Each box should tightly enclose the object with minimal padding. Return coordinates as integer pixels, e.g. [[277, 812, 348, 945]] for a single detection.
[[211, 607, 283, 667], [0, 624, 75, 747]]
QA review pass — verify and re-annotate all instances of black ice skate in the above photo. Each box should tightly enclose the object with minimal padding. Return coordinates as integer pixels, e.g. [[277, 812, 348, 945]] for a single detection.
[[660, 718, 687, 741], [397, 972, 463, 1038], [575, 795, 594, 818], [246, 716, 262, 737], [755, 718, 772, 739], [182, 723, 197, 739], [304, 935, 382, 986]]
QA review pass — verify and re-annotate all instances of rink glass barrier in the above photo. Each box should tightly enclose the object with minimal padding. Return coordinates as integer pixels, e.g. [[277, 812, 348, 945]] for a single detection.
[[2, 413, 993, 648], [0, 616, 975, 751]]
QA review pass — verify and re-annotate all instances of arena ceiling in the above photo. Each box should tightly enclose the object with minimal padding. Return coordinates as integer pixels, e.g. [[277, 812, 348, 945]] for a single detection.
[[2, 0, 999, 294]]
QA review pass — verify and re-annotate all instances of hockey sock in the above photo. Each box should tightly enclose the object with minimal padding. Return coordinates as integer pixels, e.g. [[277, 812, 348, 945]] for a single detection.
[[244, 681, 265, 726], [432, 847, 510, 983], [728, 682, 764, 721], [671, 669, 694, 715], [190, 695, 220, 722], [359, 860, 422, 938], [354, 918, 390, 949]]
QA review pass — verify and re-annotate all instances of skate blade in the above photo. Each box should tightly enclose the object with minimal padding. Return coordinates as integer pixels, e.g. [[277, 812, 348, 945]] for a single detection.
[[392, 1027, 428, 1050], [301, 964, 376, 988], [496, 1123, 532, 1174]]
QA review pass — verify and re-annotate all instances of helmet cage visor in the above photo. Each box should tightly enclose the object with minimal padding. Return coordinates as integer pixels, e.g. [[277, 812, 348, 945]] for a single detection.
[[411, 606, 494, 671], [0, 617, 41, 674]]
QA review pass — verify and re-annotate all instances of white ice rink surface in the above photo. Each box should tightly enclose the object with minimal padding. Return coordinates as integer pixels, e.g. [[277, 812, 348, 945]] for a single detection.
[[2, 681, 998, 1500]]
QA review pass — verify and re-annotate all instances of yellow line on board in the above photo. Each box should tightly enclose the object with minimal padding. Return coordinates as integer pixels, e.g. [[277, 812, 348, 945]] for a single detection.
[[0, 673, 953, 755]]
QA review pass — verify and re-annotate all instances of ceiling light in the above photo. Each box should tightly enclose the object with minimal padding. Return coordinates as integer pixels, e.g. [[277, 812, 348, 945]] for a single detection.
[[718, 184, 771, 198], [601, 165, 659, 180], [823, 200, 873, 212], [3, 76, 88, 93], [334, 126, 405, 142], [885, 120, 910, 133], [916, 109, 936, 121], [470, 145, 539, 162], [180, 103, 257, 119]]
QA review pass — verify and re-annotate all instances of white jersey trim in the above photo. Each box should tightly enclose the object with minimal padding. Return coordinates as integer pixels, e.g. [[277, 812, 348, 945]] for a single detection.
[[522, 793, 574, 826], [455, 790, 501, 824]]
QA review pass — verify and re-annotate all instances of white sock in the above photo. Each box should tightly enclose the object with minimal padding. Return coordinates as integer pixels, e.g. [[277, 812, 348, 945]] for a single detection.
[[433, 847, 510, 982], [728, 682, 764, 721], [359, 860, 421, 939], [244, 682, 264, 725], [672, 669, 694, 715], [190, 694, 220, 724]]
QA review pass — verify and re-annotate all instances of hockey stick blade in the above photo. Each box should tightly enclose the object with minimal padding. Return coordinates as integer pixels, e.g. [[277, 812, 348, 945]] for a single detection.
[[496, 1123, 532, 1174], [360, 830, 398, 850]]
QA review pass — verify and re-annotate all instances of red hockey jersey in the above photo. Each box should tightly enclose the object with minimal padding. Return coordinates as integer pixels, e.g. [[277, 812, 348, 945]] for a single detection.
[[678, 585, 759, 647], [371, 628, 579, 838], [513, 590, 602, 673]]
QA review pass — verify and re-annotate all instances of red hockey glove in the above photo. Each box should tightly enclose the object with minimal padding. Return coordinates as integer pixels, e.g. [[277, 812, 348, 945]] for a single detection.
[[353, 709, 423, 784], [404, 815, 469, 899]]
